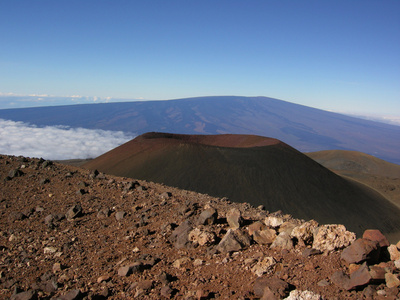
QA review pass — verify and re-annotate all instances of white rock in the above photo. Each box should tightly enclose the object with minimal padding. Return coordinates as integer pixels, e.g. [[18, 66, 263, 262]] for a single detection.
[[188, 228, 216, 246], [312, 224, 356, 252], [251, 256, 276, 277], [388, 245, 400, 261], [284, 290, 322, 300], [291, 220, 318, 245], [265, 216, 284, 228], [44, 246, 57, 254], [394, 259, 400, 269], [173, 257, 191, 269], [193, 259, 203, 266]]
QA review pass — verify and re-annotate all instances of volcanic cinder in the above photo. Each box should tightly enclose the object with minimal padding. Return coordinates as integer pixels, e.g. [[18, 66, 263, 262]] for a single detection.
[[84, 132, 400, 240]]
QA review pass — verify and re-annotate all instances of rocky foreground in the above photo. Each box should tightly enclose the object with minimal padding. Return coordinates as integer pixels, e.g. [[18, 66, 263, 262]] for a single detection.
[[1, 155, 400, 299]]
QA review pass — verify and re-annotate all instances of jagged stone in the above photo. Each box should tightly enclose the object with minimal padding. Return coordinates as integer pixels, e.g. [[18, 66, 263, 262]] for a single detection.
[[388, 244, 400, 261], [173, 257, 191, 269], [124, 181, 140, 192], [41, 279, 58, 293], [348, 263, 360, 275], [265, 216, 284, 228], [216, 229, 243, 253], [10, 290, 35, 300], [331, 271, 352, 290], [115, 210, 126, 221], [44, 214, 54, 225], [363, 229, 390, 248], [89, 169, 99, 179], [97, 208, 111, 218], [317, 280, 330, 287], [58, 289, 81, 300], [313, 224, 356, 252], [226, 207, 243, 229], [291, 220, 318, 246], [188, 228, 216, 246], [253, 276, 290, 299], [44, 247, 57, 254], [369, 265, 386, 282], [157, 272, 173, 285], [279, 221, 297, 235], [65, 204, 82, 220], [251, 256, 277, 277], [196, 208, 217, 225], [8, 169, 24, 178], [385, 272, 400, 288], [253, 228, 277, 245], [284, 289, 322, 300], [341, 238, 380, 264], [134, 280, 153, 297], [118, 262, 143, 276], [160, 191, 172, 199], [331, 262, 372, 291], [349, 262, 372, 289], [395, 259, 400, 269], [271, 232, 294, 250], [160, 285, 173, 298], [248, 221, 265, 235], [170, 220, 192, 249], [233, 229, 251, 247], [53, 262, 63, 273]]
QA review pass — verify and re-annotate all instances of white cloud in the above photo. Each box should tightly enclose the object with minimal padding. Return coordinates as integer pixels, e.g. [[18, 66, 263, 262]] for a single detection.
[[343, 113, 400, 126], [0, 119, 134, 160]]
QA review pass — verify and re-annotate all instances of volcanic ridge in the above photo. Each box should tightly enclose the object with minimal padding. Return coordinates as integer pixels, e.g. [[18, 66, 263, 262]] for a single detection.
[[84, 132, 400, 241]]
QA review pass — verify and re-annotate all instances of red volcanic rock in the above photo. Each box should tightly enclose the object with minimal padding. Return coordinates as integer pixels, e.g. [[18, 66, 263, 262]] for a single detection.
[[363, 229, 390, 248], [341, 238, 380, 264]]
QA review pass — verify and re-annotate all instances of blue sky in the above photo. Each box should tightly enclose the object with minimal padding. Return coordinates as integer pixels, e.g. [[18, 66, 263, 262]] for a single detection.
[[0, 0, 399, 116]]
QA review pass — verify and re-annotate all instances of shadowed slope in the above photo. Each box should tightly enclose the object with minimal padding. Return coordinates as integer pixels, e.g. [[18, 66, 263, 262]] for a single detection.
[[307, 150, 400, 178], [307, 150, 400, 209], [84, 133, 400, 238]]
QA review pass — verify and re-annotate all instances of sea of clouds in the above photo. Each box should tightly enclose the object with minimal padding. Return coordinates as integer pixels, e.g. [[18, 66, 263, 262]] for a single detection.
[[0, 119, 134, 160]]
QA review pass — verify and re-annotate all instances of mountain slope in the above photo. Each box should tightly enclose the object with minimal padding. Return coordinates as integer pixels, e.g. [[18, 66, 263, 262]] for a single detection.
[[307, 150, 400, 209], [83, 132, 400, 239], [307, 150, 400, 178], [0, 96, 399, 164]]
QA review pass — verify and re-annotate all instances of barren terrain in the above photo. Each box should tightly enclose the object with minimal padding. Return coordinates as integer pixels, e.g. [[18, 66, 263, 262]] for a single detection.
[[307, 150, 400, 209], [2, 155, 400, 299], [83, 133, 400, 240]]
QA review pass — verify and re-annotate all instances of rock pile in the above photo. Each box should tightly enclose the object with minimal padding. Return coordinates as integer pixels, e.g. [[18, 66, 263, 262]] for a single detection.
[[1, 154, 400, 299]]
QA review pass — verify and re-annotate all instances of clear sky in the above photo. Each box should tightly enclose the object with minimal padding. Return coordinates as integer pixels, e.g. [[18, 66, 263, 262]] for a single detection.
[[0, 0, 399, 116]]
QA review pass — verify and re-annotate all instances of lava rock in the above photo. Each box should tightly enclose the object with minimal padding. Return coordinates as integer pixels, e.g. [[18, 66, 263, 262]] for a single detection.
[[226, 208, 242, 229], [341, 238, 380, 264], [65, 204, 82, 220], [196, 208, 218, 225]]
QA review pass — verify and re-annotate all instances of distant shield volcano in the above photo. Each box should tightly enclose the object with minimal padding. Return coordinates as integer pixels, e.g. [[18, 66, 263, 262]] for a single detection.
[[84, 132, 400, 239]]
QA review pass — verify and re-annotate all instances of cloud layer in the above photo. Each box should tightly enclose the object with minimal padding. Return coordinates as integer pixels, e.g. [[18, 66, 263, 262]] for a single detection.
[[0, 94, 145, 109], [0, 119, 134, 160]]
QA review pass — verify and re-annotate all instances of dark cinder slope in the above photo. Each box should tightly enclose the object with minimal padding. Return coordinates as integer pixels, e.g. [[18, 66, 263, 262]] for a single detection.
[[1, 96, 399, 164], [84, 132, 400, 239], [307, 150, 400, 178], [307, 150, 400, 209]]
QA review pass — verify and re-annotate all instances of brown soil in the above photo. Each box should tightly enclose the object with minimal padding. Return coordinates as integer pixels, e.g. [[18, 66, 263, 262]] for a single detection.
[[1, 154, 400, 299]]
